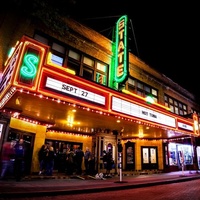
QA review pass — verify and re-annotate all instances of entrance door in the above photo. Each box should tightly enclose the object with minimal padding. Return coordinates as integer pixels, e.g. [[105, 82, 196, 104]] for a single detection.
[[141, 146, 158, 170], [7, 129, 35, 175]]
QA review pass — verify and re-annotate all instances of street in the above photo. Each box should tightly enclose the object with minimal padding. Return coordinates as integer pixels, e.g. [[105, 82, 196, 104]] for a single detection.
[[3, 179, 200, 200]]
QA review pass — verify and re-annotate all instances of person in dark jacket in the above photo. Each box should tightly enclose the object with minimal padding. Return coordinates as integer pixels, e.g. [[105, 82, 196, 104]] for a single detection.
[[45, 146, 56, 176], [75, 147, 84, 175], [38, 144, 48, 175], [14, 139, 26, 181], [103, 150, 113, 177], [84, 147, 92, 175], [65, 148, 75, 175]]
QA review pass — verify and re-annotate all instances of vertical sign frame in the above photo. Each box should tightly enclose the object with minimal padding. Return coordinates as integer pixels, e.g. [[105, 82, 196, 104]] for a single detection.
[[114, 15, 129, 86]]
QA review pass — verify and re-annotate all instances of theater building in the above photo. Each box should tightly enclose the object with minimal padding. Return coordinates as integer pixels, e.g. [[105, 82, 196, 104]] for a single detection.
[[0, 6, 200, 175]]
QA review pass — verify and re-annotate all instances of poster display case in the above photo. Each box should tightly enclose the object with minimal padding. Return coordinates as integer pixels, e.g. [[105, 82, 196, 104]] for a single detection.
[[125, 141, 135, 170]]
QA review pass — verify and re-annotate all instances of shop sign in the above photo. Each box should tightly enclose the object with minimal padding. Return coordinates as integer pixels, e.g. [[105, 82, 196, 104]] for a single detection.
[[177, 121, 193, 131], [0, 42, 22, 95], [16, 37, 47, 89], [193, 113, 199, 135], [114, 15, 129, 84], [45, 77, 106, 105], [111, 96, 176, 127]]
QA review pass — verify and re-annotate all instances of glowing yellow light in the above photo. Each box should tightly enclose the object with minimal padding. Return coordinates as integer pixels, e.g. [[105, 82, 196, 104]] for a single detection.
[[146, 95, 154, 104]]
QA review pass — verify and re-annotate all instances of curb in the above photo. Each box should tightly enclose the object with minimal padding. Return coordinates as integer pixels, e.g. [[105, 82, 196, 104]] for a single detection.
[[1, 175, 200, 198]]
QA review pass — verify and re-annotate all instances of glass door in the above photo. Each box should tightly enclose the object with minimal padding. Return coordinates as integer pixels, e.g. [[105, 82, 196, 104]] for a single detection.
[[141, 146, 158, 170]]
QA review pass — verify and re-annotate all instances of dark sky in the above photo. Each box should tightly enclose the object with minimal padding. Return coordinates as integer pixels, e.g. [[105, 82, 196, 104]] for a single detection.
[[71, 1, 199, 98]]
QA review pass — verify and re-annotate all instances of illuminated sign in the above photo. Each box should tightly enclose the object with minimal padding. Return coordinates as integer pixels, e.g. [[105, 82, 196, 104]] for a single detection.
[[114, 15, 129, 84], [0, 87, 16, 108], [15, 37, 47, 90], [20, 53, 39, 78], [177, 122, 193, 131], [0, 42, 22, 95], [45, 77, 106, 105], [111, 96, 176, 127], [193, 113, 199, 135]]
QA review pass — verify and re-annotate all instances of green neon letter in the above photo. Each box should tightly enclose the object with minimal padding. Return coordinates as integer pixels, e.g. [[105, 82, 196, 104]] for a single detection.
[[20, 54, 39, 78]]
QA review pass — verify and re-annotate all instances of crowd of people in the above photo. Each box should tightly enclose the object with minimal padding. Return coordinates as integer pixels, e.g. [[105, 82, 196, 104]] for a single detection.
[[38, 145, 96, 176], [38, 144, 56, 176], [0, 141, 114, 180]]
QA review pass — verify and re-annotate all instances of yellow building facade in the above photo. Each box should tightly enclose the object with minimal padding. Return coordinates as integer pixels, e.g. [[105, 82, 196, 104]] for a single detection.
[[0, 7, 200, 176]]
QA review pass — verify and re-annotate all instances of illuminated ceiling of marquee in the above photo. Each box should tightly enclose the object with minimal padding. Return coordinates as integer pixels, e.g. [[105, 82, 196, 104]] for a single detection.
[[3, 91, 191, 140]]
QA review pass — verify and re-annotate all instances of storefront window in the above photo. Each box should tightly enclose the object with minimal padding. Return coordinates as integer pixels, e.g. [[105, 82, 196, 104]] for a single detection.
[[169, 143, 177, 165], [178, 145, 193, 165], [45, 139, 82, 153], [197, 147, 200, 169], [169, 143, 193, 166]]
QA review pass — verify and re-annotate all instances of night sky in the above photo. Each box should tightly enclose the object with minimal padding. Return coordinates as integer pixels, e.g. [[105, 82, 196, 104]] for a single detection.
[[71, 0, 200, 99]]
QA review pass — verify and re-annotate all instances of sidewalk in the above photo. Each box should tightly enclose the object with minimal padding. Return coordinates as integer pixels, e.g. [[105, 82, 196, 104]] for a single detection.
[[0, 170, 200, 198]]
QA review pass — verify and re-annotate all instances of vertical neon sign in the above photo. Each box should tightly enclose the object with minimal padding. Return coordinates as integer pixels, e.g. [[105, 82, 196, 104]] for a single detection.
[[11, 36, 47, 90], [114, 15, 129, 84], [18, 47, 40, 86], [193, 113, 199, 135]]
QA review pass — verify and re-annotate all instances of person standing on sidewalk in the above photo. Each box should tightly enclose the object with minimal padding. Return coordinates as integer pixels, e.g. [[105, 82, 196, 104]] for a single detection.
[[0, 141, 15, 180], [84, 147, 92, 175], [45, 146, 56, 176], [75, 147, 84, 175], [38, 144, 48, 175], [88, 153, 96, 175], [14, 139, 26, 181], [66, 148, 75, 175], [103, 150, 113, 177]]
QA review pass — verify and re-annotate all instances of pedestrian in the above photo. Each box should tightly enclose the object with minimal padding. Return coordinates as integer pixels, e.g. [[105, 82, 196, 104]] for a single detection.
[[103, 150, 113, 177], [75, 147, 84, 175], [84, 147, 92, 175], [65, 148, 75, 175], [38, 144, 48, 175], [14, 139, 26, 181], [88, 153, 96, 175], [45, 146, 56, 176], [0, 141, 15, 180]]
